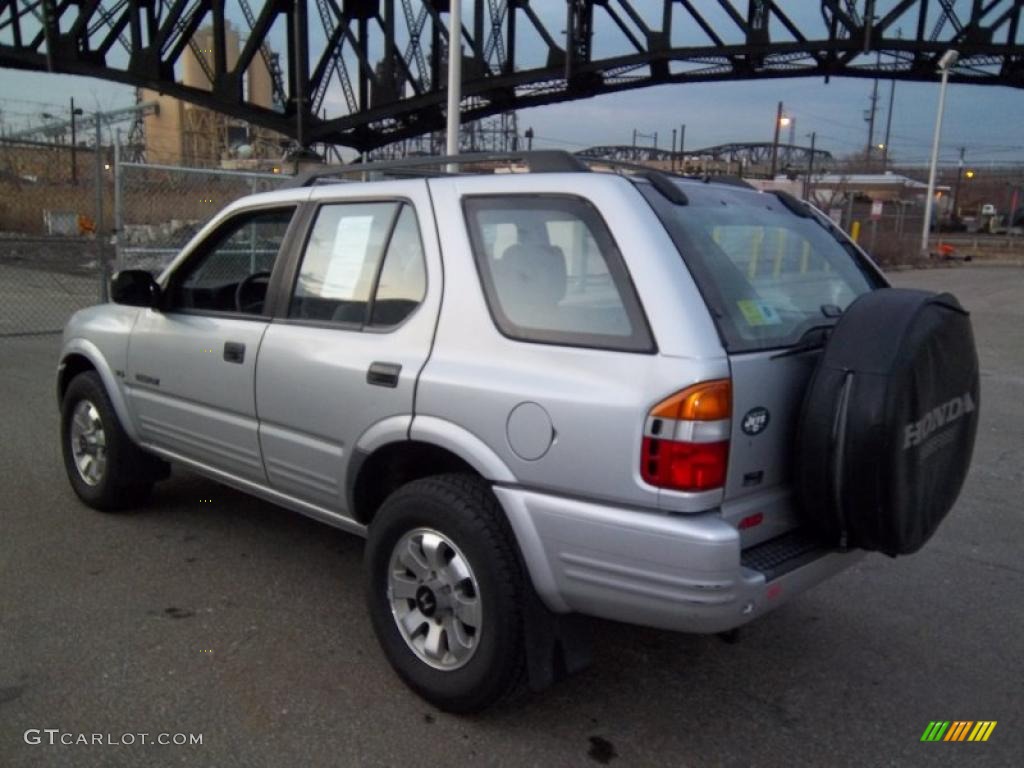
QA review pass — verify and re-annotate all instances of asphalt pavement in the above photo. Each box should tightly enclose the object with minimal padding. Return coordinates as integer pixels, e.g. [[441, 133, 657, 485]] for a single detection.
[[1, 265, 1021, 767]]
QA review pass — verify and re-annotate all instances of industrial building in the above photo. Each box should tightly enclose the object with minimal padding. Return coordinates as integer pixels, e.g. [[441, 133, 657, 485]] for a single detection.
[[140, 22, 285, 167]]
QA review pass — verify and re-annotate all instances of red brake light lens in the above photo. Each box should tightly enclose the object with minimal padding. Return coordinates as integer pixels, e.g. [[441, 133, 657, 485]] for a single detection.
[[642, 380, 731, 493], [641, 437, 729, 492]]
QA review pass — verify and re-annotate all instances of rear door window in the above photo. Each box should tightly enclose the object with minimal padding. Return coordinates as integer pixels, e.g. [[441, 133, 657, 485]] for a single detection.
[[463, 195, 653, 352], [289, 201, 426, 327]]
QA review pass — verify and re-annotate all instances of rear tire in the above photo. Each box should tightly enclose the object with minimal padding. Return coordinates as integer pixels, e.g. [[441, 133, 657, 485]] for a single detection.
[[61, 371, 162, 511], [365, 474, 527, 713]]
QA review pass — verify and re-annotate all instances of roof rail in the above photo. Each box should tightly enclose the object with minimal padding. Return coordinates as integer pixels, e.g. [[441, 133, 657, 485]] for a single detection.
[[285, 150, 588, 188]]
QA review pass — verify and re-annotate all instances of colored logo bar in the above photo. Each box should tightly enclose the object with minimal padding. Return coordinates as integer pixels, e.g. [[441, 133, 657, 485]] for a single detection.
[[921, 721, 997, 742]]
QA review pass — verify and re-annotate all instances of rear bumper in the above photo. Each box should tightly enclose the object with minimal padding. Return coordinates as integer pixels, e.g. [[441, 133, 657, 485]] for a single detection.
[[495, 486, 862, 634]]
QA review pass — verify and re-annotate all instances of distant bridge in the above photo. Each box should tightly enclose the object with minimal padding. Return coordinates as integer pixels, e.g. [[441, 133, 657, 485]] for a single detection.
[[1, 1, 1022, 151], [576, 142, 833, 169]]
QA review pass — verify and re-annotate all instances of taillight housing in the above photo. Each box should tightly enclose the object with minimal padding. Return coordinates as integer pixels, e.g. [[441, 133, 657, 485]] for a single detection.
[[641, 379, 731, 492]]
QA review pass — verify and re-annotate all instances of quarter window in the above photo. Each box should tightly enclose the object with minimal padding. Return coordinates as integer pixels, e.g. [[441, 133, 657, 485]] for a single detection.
[[463, 196, 652, 351], [370, 205, 427, 327]]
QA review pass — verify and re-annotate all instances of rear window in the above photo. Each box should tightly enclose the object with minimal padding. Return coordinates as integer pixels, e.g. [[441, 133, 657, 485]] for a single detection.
[[641, 183, 881, 353], [463, 195, 653, 352]]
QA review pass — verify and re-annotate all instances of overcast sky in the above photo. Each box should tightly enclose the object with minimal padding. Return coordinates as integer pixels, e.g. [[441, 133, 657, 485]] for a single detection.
[[3, 67, 1021, 168], [3, 0, 1023, 168]]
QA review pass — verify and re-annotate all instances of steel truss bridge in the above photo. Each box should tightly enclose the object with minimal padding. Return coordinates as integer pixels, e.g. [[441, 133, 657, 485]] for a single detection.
[[577, 142, 833, 169], [1, 1, 1022, 152]]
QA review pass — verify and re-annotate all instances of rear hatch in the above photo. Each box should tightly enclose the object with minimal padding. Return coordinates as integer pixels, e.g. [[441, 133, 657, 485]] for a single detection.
[[639, 181, 884, 547]]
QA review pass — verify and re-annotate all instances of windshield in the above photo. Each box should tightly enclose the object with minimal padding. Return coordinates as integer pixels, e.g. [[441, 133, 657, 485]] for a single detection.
[[641, 182, 883, 353]]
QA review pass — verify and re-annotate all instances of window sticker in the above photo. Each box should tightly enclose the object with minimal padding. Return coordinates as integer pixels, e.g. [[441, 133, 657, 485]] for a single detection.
[[737, 299, 782, 327], [322, 215, 375, 298]]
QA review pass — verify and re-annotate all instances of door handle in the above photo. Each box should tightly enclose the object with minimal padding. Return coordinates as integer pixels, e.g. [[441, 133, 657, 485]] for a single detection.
[[367, 362, 401, 388], [223, 341, 246, 364]]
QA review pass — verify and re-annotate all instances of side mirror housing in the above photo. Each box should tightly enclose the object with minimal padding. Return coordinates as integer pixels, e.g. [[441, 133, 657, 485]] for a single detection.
[[110, 270, 161, 308]]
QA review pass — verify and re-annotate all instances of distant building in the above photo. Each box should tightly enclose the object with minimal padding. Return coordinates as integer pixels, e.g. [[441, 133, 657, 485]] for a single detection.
[[754, 172, 952, 219], [140, 22, 285, 167]]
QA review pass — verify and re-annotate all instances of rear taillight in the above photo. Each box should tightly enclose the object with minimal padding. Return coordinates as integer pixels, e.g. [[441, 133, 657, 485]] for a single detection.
[[641, 379, 731, 492]]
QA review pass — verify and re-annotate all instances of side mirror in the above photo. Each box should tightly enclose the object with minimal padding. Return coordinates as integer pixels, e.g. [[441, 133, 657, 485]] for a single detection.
[[110, 270, 161, 308]]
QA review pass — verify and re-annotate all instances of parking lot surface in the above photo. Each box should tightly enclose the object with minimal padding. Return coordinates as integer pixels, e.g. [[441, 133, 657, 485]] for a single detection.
[[1, 266, 1021, 767]]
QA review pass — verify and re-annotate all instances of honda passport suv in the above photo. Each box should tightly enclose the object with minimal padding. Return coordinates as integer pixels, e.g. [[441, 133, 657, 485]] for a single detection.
[[57, 152, 979, 712]]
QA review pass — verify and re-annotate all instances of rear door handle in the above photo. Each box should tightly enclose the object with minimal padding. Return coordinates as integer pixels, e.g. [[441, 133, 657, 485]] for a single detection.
[[223, 341, 246, 364], [367, 362, 401, 388]]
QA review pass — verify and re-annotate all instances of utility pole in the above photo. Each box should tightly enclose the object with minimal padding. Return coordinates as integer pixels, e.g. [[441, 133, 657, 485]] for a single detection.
[[865, 53, 880, 168], [525, 126, 533, 151], [70, 97, 81, 184], [952, 147, 966, 218], [804, 131, 817, 201], [883, 28, 903, 173], [94, 114, 107, 302], [679, 123, 686, 171], [770, 101, 783, 178], [882, 76, 896, 171], [632, 128, 637, 146], [671, 128, 677, 171]]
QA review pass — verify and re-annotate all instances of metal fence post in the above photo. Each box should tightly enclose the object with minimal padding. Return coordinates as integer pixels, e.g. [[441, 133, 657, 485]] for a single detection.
[[94, 115, 108, 302], [113, 129, 123, 273]]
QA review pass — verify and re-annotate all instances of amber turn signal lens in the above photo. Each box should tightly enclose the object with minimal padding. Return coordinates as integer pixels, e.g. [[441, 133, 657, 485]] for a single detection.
[[650, 379, 731, 421]]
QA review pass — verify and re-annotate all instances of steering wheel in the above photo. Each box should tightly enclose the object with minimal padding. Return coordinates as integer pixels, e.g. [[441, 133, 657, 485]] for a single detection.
[[235, 271, 272, 314]]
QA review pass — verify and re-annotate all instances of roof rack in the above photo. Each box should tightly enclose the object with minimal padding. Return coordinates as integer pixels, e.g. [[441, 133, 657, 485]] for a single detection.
[[286, 150, 588, 188], [283, 148, 755, 204]]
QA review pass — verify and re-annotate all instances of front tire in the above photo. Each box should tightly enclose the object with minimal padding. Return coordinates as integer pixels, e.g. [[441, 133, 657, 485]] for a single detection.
[[365, 474, 527, 713], [61, 371, 158, 511]]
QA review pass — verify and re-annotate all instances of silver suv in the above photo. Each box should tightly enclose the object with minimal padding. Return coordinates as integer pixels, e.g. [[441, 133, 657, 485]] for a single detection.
[[57, 152, 979, 712]]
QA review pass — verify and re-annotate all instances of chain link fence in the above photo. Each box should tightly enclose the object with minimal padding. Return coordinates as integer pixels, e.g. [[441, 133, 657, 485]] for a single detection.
[[115, 162, 286, 274], [0, 156, 288, 338], [0, 139, 106, 337], [0, 236, 104, 337]]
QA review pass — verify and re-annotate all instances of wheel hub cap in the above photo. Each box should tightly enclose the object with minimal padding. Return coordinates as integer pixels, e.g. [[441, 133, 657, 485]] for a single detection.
[[387, 528, 482, 671], [69, 400, 107, 487], [415, 585, 438, 617]]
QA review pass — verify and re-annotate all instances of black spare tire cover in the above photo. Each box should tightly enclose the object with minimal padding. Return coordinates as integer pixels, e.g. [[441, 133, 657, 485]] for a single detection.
[[795, 288, 980, 556]]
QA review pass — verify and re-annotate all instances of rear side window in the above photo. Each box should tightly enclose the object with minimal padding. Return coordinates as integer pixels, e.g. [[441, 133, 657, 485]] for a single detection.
[[640, 184, 880, 352], [463, 196, 652, 352], [290, 201, 426, 327]]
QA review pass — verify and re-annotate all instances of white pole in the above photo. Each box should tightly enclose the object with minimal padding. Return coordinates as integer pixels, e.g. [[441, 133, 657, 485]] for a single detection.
[[921, 51, 958, 257], [445, 0, 462, 172]]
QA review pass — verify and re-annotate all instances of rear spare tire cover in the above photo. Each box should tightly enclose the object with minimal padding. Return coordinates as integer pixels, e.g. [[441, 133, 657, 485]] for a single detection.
[[795, 288, 980, 556]]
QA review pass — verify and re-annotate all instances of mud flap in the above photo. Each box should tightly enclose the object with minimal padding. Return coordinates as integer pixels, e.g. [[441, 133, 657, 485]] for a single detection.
[[522, 587, 593, 691]]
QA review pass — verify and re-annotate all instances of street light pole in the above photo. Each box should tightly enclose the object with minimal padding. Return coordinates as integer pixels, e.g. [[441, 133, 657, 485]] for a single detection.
[[921, 50, 959, 257], [445, 0, 462, 171]]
